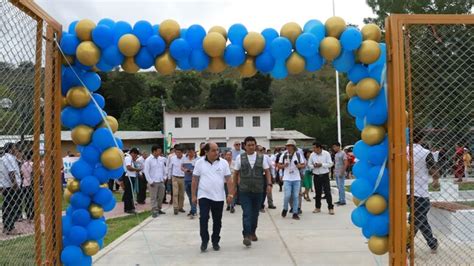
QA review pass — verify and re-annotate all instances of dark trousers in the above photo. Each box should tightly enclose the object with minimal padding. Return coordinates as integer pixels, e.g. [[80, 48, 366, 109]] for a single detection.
[[2, 188, 20, 231], [123, 176, 136, 212], [240, 192, 262, 236], [22, 186, 34, 220], [407, 196, 438, 250], [108, 179, 119, 191], [314, 173, 333, 210], [137, 174, 147, 204], [199, 198, 224, 244]]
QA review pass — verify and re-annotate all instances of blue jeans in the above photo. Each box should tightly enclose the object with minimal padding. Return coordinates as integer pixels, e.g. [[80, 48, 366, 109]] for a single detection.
[[335, 174, 346, 204], [185, 180, 197, 214], [240, 192, 263, 236], [283, 180, 301, 214]]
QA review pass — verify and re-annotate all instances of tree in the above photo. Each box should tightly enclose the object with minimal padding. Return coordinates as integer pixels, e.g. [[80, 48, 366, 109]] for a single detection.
[[237, 72, 273, 108], [170, 71, 203, 109], [119, 97, 163, 131], [206, 78, 238, 109]]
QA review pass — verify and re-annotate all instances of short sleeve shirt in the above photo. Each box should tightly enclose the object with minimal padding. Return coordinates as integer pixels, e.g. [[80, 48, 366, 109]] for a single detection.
[[193, 158, 231, 201], [278, 152, 302, 181], [334, 151, 347, 174], [124, 155, 136, 177]]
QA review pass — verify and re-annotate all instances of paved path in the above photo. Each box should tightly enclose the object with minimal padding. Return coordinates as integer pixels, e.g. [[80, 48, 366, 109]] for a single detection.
[[94, 186, 388, 265]]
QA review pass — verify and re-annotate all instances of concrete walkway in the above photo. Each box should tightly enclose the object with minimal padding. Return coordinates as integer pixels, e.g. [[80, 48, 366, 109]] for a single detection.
[[94, 186, 388, 266]]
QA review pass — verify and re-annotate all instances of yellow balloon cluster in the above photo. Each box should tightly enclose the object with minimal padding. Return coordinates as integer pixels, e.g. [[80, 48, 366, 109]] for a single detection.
[[368, 236, 388, 255], [280, 22, 302, 46], [66, 86, 90, 108], [365, 194, 387, 215], [357, 40, 381, 64], [243, 32, 266, 56], [203, 32, 227, 57], [76, 41, 100, 66], [361, 24, 382, 42], [286, 52, 305, 75], [155, 52, 176, 75], [325, 16, 346, 38], [99, 116, 119, 133], [159, 19, 180, 44], [82, 241, 100, 256], [320, 37, 341, 61], [119, 34, 141, 57], [71, 125, 93, 146], [122, 57, 139, 73], [101, 147, 124, 170], [75, 19, 96, 41], [361, 125, 386, 145], [356, 78, 381, 100], [238, 56, 257, 78]]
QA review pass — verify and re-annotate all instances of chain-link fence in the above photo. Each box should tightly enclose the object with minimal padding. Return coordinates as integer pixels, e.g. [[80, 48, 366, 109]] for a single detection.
[[404, 22, 474, 265], [0, 0, 62, 264]]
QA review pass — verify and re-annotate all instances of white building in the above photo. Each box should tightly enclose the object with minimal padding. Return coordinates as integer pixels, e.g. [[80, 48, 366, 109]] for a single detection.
[[164, 109, 272, 150]]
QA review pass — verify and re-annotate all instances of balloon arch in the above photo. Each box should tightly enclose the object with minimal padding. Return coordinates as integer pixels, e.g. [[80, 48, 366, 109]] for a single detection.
[[59, 17, 390, 265]]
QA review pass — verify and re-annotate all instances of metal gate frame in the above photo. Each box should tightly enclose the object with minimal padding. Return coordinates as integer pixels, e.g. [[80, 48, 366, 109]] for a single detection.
[[385, 14, 474, 266]]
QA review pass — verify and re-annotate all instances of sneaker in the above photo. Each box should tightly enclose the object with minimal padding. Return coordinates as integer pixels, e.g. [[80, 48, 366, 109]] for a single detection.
[[313, 208, 321, 213], [174, 209, 179, 215], [243, 237, 252, 247], [226, 206, 231, 211], [152, 212, 158, 218], [292, 214, 300, 220], [212, 243, 220, 251], [230, 207, 235, 213], [268, 205, 276, 209], [158, 210, 166, 215], [329, 209, 335, 215], [337, 202, 346, 206], [179, 209, 186, 213], [250, 234, 258, 242], [200, 242, 208, 252], [334, 201, 341, 205], [187, 212, 192, 217], [281, 209, 288, 218]]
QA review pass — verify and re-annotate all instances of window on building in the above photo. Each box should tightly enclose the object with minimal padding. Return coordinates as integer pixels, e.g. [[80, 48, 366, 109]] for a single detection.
[[180, 143, 196, 152], [236, 116, 243, 127], [175, 117, 182, 128], [252, 116, 260, 127], [209, 117, 226, 129], [191, 117, 199, 128]]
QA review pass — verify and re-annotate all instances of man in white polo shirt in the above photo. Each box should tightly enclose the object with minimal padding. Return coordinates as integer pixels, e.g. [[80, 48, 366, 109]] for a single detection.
[[192, 142, 234, 252], [308, 142, 335, 215]]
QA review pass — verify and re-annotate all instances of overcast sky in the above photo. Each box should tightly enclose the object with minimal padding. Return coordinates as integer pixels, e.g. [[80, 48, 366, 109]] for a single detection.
[[36, 0, 376, 31]]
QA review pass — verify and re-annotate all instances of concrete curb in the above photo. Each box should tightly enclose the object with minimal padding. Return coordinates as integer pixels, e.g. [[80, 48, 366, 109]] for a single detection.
[[92, 216, 153, 263]]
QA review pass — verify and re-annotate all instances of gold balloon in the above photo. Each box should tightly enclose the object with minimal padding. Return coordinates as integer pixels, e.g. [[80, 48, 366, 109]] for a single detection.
[[286, 52, 305, 75], [62, 55, 74, 66], [155, 51, 176, 75], [356, 78, 381, 100], [99, 116, 119, 133], [280, 22, 302, 46], [366, 194, 387, 215], [203, 32, 227, 57], [159, 19, 180, 44], [89, 204, 104, 219], [101, 147, 124, 170], [243, 32, 265, 56], [361, 24, 382, 42], [238, 56, 257, 78], [368, 236, 388, 255], [122, 57, 140, 73], [319, 37, 341, 61], [64, 189, 72, 203], [325, 16, 346, 38], [76, 41, 100, 66], [346, 82, 357, 98], [209, 26, 227, 39], [100, 183, 109, 188], [357, 40, 381, 64], [75, 19, 96, 41], [66, 86, 91, 108], [352, 196, 361, 206], [67, 179, 80, 193], [71, 125, 94, 146], [207, 57, 227, 73], [361, 125, 386, 145], [118, 34, 141, 57], [82, 241, 100, 256], [61, 97, 68, 109]]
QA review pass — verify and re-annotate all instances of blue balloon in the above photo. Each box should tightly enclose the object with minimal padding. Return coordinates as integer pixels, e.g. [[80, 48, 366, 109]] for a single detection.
[[135, 48, 154, 69], [355, 116, 365, 131], [369, 43, 386, 71], [61, 107, 81, 129], [224, 44, 246, 67], [353, 140, 370, 163], [347, 96, 370, 118], [81, 145, 101, 164], [348, 64, 369, 83], [271, 60, 288, 80], [80, 175, 100, 195], [68, 225, 88, 245], [366, 89, 388, 125], [340, 27, 363, 51], [103, 45, 124, 66], [93, 188, 113, 206], [98, 18, 115, 29], [261, 28, 279, 51], [71, 209, 91, 226], [146, 35, 166, 57], [98, 239, 104, 249], [93, 166, 110, 184], [63, 66, 85, 87], [66, 206, 76, 216], [303, 19, 323, 32], [177, 57, 192, 70], [307, 22, 326, 42], [62, 236, 71, 247], [62, 215, 72, 235], [369, 212, 389, 236], [186, 24, 206, 49], [81, 102, 104, 127], [73, 59, 92, 71], [83, 72, 101, 92], [152, 24, 159, 34], [113, 21, 132, 43], [68, 21, 78, 34], [270, 37, 292, 60], [108, 166, 125, 180], [180, 28, 187, 38], [362, 224, 375, 239], [353, 160, 373, 180], [351, 178, 374, 200], [92, 128, 115, 150], [368, 166, 389, 189], [115, 137, 123, 149], [92, 93, 105, 109], [368, 64, 384, 83], [305, 54, 325, 71], [71, 159, 93, 180], [255, 51, 275, 73], [189, 49, 210, 71], [70, 255, 92, 266], [96, 57, 114, 72], [132, 20, 154, 45], [295, 33, 319, 57], [92, 25, 114, 49], [351, 206, 371, 228], [61, 245, 83, 265], [368, 139, 388, 165], [376, 180, 389, 200], [228, 23, 248, 46], [102, 197, 116, 212], [70, 192, 91, 209], [87, 220, 107, 240], [333, 50, 355, 73], [60, 34, 80, 55], [169, 38, 192, 61]]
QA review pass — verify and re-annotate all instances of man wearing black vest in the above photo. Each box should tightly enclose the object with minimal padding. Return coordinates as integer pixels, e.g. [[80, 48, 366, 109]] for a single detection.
[[233, 137, 272, 247]]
